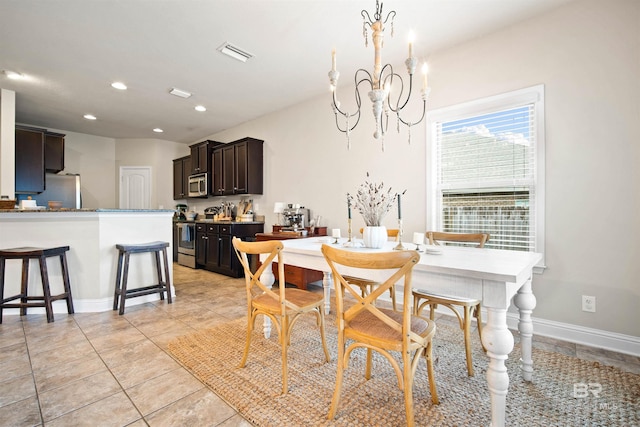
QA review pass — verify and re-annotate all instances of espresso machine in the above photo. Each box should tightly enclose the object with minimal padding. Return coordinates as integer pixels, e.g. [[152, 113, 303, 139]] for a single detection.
[[282, 206, 309, 231]]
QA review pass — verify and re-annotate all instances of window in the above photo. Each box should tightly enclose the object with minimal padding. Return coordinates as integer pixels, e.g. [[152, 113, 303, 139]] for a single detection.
[[426, 85, 544, 261]]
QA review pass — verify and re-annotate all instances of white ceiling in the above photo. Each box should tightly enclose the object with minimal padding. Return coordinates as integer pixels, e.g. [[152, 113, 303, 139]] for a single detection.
[[0, 0, 573, 144]]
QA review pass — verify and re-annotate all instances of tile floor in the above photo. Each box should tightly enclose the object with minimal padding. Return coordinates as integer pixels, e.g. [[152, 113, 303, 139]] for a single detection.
[[1, 264, 638, 426]]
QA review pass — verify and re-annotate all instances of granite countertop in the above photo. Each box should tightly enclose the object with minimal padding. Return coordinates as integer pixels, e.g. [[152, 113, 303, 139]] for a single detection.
[[174, 219, 265, 225], [0, 208, 176, 213]]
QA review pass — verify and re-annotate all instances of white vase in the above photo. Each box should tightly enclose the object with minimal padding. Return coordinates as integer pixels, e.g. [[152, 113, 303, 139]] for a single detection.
[[363, 225, 387, 249]]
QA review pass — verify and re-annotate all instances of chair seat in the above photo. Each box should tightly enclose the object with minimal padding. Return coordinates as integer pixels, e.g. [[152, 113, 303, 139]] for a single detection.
[[413, 289, 480, 306], [253, 288, 324, 312], [347, 308, 435, 345]]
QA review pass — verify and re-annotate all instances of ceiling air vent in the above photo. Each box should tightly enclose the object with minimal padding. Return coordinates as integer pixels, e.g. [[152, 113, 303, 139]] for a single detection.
[[217, 42, 253, 63]]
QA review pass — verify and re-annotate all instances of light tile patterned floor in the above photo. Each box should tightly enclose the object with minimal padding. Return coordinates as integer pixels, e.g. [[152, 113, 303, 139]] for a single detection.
[[0, 264, 638, 426]]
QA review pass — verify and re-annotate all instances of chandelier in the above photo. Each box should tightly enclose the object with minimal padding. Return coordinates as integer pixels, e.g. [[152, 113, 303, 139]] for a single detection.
[[328, 1, 430, 151]]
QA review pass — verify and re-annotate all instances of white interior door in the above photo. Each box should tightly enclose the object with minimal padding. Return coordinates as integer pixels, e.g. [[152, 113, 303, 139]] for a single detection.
[[120, 166, 151, 209]]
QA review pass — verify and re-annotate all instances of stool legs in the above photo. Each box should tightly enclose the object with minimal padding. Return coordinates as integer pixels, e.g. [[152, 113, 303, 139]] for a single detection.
[[113, 245, 171, 315], [60, 252, 74, 315], [20, 258, 30, 316], [0, 247, 74, 324], [38, 255, 54, 323]]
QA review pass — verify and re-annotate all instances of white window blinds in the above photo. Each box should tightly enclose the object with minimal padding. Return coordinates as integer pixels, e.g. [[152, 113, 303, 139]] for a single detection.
[[434, 105, 537, 251]]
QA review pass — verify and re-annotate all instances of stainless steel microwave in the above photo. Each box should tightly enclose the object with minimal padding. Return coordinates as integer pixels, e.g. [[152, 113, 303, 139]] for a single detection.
[[188, 173, 208, 197]]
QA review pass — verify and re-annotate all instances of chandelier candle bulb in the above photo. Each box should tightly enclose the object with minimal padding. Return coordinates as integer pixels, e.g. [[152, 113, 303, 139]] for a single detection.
[[332, 49, 336, 72]]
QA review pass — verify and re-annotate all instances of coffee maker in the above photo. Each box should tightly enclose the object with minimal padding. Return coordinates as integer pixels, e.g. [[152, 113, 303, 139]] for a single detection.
[[282, 207, 309, 231], [175, 204, 188, 220]]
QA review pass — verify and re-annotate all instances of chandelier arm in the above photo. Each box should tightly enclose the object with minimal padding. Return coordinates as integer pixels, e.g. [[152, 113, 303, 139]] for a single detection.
[[332, 68, 371, 118], [381, 70, 426, 127], [361, 10, 375, 26], [382, 71, 413, 113], [382, 10, 396, 24], [395, 99, 427, 127]]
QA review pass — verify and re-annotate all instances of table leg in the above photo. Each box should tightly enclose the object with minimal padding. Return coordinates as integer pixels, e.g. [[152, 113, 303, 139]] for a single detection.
[[482, 308, 514, 427], [322, 271, 332, 314], [259, 261, 275, 338], [513, 277, 536, 381]]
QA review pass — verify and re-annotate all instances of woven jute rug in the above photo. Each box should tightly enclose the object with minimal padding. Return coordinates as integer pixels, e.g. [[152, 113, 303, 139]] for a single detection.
[[168, 314, 639, 426]]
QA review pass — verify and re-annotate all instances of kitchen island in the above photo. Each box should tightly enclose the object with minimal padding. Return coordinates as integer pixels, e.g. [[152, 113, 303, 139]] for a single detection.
[[0, 209, 175, 315]]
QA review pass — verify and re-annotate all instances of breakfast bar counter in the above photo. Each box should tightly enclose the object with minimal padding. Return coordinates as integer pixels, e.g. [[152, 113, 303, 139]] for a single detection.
[[0, 209, 175, 314]]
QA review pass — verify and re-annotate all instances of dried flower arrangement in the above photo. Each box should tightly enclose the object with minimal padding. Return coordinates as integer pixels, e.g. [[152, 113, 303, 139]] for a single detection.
[[347, 173, 397, 226]]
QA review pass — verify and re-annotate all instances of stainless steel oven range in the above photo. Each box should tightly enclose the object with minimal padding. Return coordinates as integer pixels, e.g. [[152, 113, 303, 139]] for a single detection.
[[176, 222, 196, 268]]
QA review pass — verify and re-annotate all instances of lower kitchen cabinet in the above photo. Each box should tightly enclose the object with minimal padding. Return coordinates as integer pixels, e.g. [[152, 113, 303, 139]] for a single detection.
[[195, 222, 264, 277]]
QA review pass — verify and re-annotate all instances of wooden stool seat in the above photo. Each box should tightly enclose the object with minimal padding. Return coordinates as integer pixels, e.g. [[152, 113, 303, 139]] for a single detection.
[[113, 241, 172, 315], [0, 246, 74, 323]]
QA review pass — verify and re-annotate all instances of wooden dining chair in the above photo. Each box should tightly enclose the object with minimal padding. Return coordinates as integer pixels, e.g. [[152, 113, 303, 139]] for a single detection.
[[232, 238, 330, 394], [412, 231, 489, 376], [322, 244, 439, 426], [343, 228, 400, 310]]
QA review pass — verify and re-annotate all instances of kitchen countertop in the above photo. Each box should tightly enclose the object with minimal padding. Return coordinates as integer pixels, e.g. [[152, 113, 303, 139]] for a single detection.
[[174, 218, 265, 225], [0, 208, 176, 213]]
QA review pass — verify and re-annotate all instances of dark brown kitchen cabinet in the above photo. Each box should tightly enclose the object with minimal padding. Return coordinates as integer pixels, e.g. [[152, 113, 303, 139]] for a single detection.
[[212, 148, 223, 197], [210, 137, 263, 196], [190, 141, 210, 174], [195, 222, 264, 277], [15, 127, 45, 194], [44, 131, 65, 173], [234, 138, 263, 194], [190, 140, 223, 175], [173, 156, 191, 200]]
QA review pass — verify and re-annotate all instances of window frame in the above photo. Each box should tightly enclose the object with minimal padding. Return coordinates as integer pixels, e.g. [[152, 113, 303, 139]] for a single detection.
[[426, 85, 545, 268]]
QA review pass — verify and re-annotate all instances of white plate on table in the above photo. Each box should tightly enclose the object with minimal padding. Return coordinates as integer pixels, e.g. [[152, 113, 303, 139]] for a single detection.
[[424, 245, 443, 255]]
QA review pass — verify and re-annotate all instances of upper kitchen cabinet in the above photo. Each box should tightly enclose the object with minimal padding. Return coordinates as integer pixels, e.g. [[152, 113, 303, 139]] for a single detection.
[[173, 155, 191, 200], [234, 137, 263, 194], [44, 131, 65, 173], [15, 126, 45, 194], [190, 140, 223, 175], [211, 137, 263, 196], [189, 141, 210, 174]]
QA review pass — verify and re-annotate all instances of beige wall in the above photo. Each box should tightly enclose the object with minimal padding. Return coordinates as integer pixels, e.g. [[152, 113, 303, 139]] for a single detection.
[[115, 138, 189, 210], [204, 0, 639, 338]]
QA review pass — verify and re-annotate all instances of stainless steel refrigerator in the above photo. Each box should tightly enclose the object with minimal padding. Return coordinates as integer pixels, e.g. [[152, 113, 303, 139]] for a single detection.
[[31, 173, 82, 208]]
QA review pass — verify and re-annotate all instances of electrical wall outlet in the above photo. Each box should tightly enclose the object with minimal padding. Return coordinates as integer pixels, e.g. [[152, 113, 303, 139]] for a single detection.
[[582, 295, 596, 312]]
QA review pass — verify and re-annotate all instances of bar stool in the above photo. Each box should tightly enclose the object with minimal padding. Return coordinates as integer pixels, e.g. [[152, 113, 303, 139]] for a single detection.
[[113, 241, 172, 315], [0, 246, 74, 323]]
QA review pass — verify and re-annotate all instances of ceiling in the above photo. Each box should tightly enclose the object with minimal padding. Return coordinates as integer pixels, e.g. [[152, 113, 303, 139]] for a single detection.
[[0, 0, 573, 144]]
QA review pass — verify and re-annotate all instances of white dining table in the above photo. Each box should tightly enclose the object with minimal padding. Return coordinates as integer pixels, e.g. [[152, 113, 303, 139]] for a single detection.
[[259, 237, 542, 427]]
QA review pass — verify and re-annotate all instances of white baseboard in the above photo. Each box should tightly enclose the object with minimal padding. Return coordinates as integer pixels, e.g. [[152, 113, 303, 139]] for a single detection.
[[431, 306, 640, 357], [504, 312, 640, 357], [319, 284, 640, 357]]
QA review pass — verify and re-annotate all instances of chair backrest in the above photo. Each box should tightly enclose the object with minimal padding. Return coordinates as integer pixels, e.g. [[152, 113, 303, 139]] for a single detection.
[[232, 237, 295, 315], [426, 231, 489, 248], [321, 244, 422, 340], [358, 227, 400, 239]]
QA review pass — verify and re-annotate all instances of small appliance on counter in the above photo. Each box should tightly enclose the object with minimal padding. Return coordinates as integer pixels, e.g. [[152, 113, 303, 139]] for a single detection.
[[175, 204, 188, 220], [282, 206, 309, 231]]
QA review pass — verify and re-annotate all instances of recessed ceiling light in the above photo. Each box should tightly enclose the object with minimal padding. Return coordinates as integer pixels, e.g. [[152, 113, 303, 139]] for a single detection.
[[217, 42, 253, 62], [153, 128, 164, 133], [195, 105, 206, 112], [83, 114, 97, 120], [3, 70, 24, 80], [169, 88, 192, 98], [111, 82, 127, 90]]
